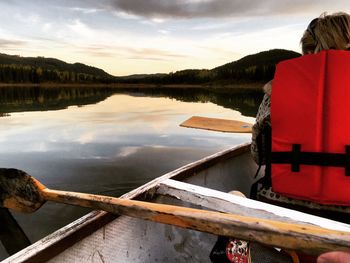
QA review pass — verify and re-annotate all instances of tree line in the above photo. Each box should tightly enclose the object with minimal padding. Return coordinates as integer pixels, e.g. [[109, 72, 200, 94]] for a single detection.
[[118, 49, 301, 85], [0, 64, 114, 83], [0, 49, 301, 84], [0, 53, 114, 83]]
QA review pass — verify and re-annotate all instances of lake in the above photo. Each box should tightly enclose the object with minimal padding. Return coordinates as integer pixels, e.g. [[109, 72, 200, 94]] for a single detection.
[[0, 86, 262, 259]]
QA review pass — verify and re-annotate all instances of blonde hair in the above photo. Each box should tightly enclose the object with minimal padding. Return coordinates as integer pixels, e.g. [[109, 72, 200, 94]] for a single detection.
[[300, 12, 350, 55]]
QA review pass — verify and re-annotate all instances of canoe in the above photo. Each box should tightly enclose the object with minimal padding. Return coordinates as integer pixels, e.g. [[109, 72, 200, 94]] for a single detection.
[[3, 142, 350, 262]]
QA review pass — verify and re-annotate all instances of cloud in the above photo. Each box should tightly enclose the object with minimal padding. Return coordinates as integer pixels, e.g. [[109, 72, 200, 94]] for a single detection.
[[69, 7, 103, 14], [0, 39, 26, 48], [14, 13, 40, 24], [76, 44, 186, 60], [67, 19, 93, 36], [125, 47, 186, 60], [116, 146, 140, 157], [77, 131, 95, 144], [107, 0, 347, 19], [80, 45, 117, 57]]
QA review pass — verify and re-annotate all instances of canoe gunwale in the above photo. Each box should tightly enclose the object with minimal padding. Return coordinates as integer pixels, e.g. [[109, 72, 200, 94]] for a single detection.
[[157, 179, 350, 232], [4, 142, 251, 263]]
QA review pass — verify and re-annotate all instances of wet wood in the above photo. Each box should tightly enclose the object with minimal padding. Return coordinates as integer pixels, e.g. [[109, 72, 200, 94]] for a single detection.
[[0, 169, 45, 213], [180, 116, 253, 133]]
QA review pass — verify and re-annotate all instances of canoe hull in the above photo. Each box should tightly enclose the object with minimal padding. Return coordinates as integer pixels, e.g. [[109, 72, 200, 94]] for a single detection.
[[5, 142, 350, 262], [4, 143, 257, 263], [48, 145, 256, 263]]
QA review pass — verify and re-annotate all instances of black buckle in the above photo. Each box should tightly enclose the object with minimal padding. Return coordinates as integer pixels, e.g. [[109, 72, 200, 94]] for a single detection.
[[271, 144, 350, 176]]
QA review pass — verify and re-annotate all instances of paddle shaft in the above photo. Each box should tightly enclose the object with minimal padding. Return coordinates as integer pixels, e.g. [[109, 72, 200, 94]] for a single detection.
[[41, 188, 350, 255]]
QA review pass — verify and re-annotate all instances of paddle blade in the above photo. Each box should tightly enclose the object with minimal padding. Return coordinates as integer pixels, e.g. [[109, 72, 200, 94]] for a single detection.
[[180, 116, 252, 133], [0, 169, 45, 213]]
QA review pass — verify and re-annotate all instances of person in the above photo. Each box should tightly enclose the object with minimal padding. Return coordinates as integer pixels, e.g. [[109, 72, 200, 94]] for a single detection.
[[317, 251, 350, 263], [251, 12, 350, 212], [252, 11, 350, 166], [250, 12, 350, 263]]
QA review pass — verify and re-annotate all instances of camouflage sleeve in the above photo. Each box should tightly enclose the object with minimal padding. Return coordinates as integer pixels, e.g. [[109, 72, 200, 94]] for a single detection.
[[251, 93, 271, 164]]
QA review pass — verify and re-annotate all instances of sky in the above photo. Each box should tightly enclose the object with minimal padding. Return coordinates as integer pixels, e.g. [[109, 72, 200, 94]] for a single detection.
[[1, 0, 350, 76]]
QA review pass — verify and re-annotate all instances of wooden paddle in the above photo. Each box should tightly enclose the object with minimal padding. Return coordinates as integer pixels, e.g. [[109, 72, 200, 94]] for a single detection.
[[1, 168, 350, 255], [180, 116, 253, 133]]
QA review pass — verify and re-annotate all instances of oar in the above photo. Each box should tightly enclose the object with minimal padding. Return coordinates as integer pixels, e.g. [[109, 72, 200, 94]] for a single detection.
[[180, 116, 253, 133], [1, 168, 350, 255]]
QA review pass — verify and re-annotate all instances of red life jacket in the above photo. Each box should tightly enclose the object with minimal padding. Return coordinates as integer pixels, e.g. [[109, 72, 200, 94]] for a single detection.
[[270, 50, 350, 206]]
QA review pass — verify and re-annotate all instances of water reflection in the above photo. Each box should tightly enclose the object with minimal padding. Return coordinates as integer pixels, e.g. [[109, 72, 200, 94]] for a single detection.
[[0, 86, 263, 117], [0, 86, 115, 114], [0, 86, 262, 259]]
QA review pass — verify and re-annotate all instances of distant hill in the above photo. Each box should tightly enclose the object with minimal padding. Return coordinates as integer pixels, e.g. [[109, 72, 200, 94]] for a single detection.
[[214, 49, 301, 72], [117, 73, 167, 80], [212, 49, 301, 83], [0, 49, 301, 85], [0, 53, 114, 83], [121, 49, 301, 85]]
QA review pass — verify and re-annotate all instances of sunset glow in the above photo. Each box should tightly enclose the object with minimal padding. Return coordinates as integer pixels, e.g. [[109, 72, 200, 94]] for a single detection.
[[1, 1, 350, 76]]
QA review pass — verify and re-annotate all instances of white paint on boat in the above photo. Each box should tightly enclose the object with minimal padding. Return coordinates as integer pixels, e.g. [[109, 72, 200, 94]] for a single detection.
[[157, 179, 350, 232]]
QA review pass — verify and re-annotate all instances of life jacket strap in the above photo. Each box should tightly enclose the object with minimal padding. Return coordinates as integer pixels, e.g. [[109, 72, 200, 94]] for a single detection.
[[271, 144, 350, 176]]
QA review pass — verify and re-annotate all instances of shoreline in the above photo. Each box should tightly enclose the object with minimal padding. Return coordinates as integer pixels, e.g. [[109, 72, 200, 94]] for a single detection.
[[0, 82, 264, 90]]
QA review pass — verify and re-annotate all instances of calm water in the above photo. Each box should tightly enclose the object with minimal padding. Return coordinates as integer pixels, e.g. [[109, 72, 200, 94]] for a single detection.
[[0, 86, 262, 259]]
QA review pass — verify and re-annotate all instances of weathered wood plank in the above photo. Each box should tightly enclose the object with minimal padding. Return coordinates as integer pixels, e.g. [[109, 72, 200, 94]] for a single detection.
[[36, 187, 350, 255], [156, 179, 350, 232]]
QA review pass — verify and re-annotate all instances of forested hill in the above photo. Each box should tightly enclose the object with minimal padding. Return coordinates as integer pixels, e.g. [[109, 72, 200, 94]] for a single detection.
[[127, 49, 301, 85], [0, 49, 301, 84], [213, 49, 301, 82], [0, 53, 114, 83]]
